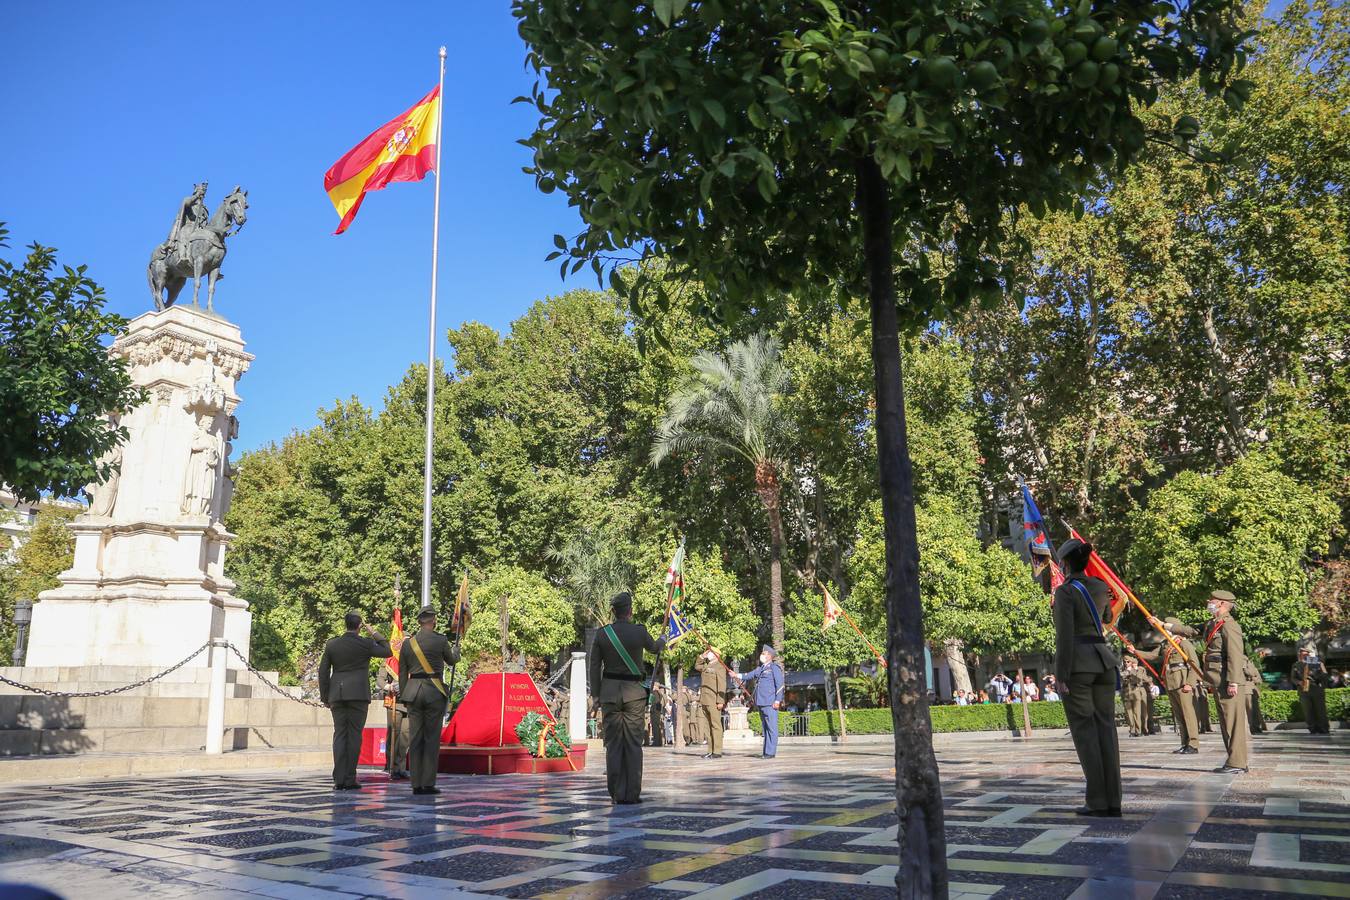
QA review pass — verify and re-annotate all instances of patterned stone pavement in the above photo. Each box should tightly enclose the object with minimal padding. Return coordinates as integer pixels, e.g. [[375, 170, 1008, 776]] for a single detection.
[[0, 729, 1345, 899]]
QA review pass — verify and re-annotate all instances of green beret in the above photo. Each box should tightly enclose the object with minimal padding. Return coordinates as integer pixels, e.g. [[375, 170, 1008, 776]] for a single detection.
[[1210, 589, 1237, 604]]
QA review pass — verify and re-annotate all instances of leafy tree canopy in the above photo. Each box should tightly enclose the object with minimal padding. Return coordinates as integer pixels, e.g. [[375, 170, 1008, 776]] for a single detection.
[[0, 225, 143, 502]]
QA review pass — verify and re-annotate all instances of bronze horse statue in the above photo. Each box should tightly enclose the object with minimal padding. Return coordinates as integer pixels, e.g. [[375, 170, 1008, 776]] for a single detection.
[[148, 186, 248, 312]]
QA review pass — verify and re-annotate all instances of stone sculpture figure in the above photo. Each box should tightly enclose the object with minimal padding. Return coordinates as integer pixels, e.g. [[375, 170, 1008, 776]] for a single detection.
[[148, 184, 249, 313], [182, 414, 222, 517], [85, 442, 124, 518]]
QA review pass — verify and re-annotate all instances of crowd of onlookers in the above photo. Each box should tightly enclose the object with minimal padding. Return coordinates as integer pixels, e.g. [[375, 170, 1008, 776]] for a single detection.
[[936, 666, 1350, 706], [944, 672, 1064, 706]]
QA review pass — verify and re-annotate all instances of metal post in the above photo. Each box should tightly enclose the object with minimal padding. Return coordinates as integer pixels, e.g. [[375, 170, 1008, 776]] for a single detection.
[[419, 46, 448, 611], [12, 599, 32, 667], [205, 638, 228, 754], [569, 651, 586, 741]]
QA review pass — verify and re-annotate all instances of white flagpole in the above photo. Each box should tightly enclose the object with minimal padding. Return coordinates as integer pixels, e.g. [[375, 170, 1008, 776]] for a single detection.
[[420, 46, 447, 611]]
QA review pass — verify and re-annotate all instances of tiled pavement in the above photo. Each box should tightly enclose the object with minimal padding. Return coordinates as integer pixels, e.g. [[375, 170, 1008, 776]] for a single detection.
[[0, 729, 1345, 899]]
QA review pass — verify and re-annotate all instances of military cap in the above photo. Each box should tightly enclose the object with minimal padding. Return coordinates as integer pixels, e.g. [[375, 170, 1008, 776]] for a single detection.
[[610, 591, 633, 611], [1210, 589, 1237, 604], [761, 644, 777, 657], [1057, 537, 1092, 564], [416, 607, 437, 623], [1164, 616, 1185, 627]]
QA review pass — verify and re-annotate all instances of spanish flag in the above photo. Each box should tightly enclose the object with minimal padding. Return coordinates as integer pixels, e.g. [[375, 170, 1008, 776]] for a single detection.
[[324, 86, 440, 234]]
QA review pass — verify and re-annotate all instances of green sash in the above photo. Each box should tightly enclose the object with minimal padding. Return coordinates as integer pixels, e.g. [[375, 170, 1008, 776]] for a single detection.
[[603, 625, 651, 695]]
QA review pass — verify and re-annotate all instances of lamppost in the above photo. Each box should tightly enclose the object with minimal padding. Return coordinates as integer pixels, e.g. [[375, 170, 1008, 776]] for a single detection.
[[12, 599, 32, 667]]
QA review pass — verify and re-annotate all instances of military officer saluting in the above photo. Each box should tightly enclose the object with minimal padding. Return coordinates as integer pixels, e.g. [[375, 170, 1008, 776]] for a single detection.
[[734, 645, 786, 759], [318, 612, 391, 790], [398, 608, 460, 795], [589, 591, 665, 804], [1204, 589, 1249, 774], [1291, 646, 1331, 734], [1121, 657, 1151, 738], [1053, 538, 1122, 817], [696, 648, 728, 759], [1139, 617, 1203, 754]]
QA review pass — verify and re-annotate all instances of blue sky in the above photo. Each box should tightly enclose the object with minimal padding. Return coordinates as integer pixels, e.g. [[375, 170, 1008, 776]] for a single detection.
[[0, 1, 583, 453]]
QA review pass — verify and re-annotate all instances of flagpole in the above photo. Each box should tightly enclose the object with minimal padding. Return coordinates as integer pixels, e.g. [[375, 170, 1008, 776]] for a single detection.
[[420, 46, 447, 611]]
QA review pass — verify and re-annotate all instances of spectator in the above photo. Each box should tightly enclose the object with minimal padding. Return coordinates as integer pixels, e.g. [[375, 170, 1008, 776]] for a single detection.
[[1044, 686, 1061, 702], [1042, 674, 1058, 696], [978, 690, 991, 704], [955, 689, 969, 706], [988, 673, 1012, 703], [1023, 676, 1040, 701]]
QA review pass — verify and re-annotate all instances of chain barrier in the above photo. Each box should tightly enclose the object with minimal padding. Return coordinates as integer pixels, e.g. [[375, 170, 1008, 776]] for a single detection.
[[0, 643, 211, 698], [220, 641, 327, 708]]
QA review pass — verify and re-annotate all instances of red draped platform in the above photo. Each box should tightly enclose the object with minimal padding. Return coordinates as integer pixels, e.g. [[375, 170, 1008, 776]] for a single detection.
[[436, 672, 586, 775]]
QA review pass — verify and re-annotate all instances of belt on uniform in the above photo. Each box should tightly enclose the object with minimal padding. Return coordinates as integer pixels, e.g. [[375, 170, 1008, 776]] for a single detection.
[[603, 672, 644, 682], [1074, 635, 1106, 644], [1168, 663, 1188, 671], [409, 672, 439, 680]]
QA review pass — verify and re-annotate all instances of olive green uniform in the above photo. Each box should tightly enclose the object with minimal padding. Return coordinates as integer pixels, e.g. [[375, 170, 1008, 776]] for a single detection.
[[1138, 626, 1202, 751], [1204, 615, 1249, 770], [398, 630, 460, 791], [1194, 681, 1213, 733], [1291, 659, 1331, 734], [589, 621, 664, 804], [378, 666, 410, 778], [318, 631, 391, 789], [696, 655, 728, 755], [1122, 667, 1151, 737], [1244, 658, 1266, 734], [1054, 575, 1123, 813]]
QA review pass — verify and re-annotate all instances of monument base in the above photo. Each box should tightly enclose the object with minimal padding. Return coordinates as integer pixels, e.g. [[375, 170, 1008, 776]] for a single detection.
[[25, 594, 250, 670], [437, 743, 587, 775]]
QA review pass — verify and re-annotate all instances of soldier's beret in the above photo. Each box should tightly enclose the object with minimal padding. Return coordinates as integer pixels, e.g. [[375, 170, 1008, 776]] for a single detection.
[[1210, 589, 1237, 604], [610, 591, 633, 610], [1164, 616, 1184, 627], [761, 644, 777, 657], [416, 608, 436, 623]]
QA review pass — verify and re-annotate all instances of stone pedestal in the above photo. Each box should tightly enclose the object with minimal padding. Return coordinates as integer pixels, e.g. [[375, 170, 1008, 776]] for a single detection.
[[27, 306, 254, 670], [724, 701, 756, 744]]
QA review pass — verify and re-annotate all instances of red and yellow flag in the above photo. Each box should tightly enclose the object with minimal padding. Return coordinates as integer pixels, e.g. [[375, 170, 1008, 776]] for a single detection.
[[385, 606, 405, 676], [324, 86, 440, 234], [1069, 527, 1130, 620], [821, 583, 843, 632]]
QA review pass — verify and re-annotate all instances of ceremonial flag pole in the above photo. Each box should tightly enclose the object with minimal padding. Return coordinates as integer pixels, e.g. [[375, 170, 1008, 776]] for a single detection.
[[420, 46, 448, 611]]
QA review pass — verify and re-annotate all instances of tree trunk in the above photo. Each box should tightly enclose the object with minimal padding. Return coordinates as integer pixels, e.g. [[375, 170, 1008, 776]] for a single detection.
[[835, 670, 848, 742], [1200, 304, 1248, 458], [764, 495, 787, 650], [856, 154, 948, 899], [944, 640, 972, 695]]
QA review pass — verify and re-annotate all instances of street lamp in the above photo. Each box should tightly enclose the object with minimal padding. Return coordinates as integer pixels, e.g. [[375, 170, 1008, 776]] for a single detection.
[[12, 599, 32, 667]]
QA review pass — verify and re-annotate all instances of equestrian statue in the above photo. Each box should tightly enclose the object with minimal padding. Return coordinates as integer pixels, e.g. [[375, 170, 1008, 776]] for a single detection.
[[148, 182, 249, 312]]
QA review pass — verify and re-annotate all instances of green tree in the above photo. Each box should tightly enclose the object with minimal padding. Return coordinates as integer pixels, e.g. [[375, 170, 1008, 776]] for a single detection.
[[460, 565, 575, 669], [651, 333, 793, 648], [2, 506, 77, 661], [515, 1, 1247, 888], [548, 525, 637, 628], [1125, 452, 1339, 642], [0, 225, 143, 502]]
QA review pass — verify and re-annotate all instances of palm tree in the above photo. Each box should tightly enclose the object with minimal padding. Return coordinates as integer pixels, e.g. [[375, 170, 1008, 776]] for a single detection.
[[651, 332, 792, 648], [547, 526, 636, 628]]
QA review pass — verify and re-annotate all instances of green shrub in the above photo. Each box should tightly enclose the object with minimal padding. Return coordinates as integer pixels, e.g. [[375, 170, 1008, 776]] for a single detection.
[[743, 689, 1346, 738]]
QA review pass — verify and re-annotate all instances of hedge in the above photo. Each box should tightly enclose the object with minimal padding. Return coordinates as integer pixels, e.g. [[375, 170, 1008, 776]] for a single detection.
[[746, 688, 1347, 737]]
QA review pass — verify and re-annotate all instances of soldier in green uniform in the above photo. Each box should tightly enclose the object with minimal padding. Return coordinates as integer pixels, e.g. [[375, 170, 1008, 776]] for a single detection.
[[1244, 656, 1267, 734], [1138, 617, 1202, 754], [378, 664, 410, 780], [318, 612, 391, 790], [696, 648, 728, 759], [1291, 647, 1331, 734], [1053, 538, 1123, 817], [589, 592, 665, 804], [398, 608, 460, 795], [1203, 590, 1249, 774], [1121, 657, 1150, 737]]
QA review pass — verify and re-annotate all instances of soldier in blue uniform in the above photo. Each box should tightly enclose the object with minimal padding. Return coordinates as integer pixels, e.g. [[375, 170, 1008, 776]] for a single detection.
[[733, 645, 784, 758]]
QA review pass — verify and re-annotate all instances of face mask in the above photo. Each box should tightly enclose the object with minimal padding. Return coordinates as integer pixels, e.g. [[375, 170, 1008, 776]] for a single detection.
[[760, 655, 768, 665], [1207, 602, 1218, 615]]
